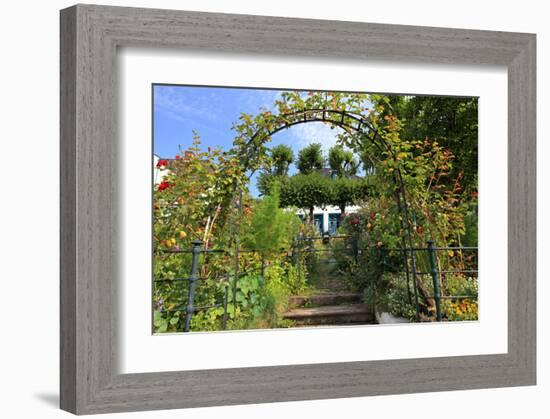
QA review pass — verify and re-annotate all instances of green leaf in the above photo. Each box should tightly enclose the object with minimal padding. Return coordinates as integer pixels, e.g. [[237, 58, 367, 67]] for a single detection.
[[235, 291, 245, 302]]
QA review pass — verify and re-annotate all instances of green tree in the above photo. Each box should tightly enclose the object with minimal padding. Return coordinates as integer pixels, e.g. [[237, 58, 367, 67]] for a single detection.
[[395, 96, 478, 189], [257, 172, 278, 196], [330, 177, 373, 214], [296, 143, 324, 174], [279, 173, 333, 222], [358, 150, 376, 175], [328, 145, 358, 177], [257, 144, 294, 196], [270, 144, 294, 176]]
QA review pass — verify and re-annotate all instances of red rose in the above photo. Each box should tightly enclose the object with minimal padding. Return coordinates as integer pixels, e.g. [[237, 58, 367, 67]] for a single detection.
[[158, 181, 171, 191], [353, 217, 359, 226], [370, 212, 377, 220], [156, 159, 169, 168], [175, 155, 180, 160], [471, 191, 478, 198]]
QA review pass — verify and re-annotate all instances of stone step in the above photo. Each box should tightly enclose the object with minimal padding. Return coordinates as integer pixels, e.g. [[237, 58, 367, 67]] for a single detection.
[[283, 304, 374, 326], [316, 285, 348, 293], [288, 292, 363, 309], [314, 280, 348, 292]]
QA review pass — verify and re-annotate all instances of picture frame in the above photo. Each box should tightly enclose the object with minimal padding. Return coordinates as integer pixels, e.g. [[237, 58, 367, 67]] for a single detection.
[[60, 4, 536, 415]]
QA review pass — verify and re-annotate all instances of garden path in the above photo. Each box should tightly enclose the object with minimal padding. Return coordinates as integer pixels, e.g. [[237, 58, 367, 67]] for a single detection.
[[283, 252, 375, 326]]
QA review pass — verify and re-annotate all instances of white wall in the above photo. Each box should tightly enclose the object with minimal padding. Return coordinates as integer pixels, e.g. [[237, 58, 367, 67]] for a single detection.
[[296, 205, 360, 234], [0, 1, 546, 418]]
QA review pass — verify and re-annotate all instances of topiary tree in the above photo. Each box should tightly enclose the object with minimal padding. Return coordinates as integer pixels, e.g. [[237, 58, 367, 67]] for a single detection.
[[296, 143, 324, 174], [279, 173, 333, 222], [328, 145, 358, 177], [330, 177, 373, 214], [257, 144, 294, 196], [358, 149, 376, 176], [270, 144, 294, 177]]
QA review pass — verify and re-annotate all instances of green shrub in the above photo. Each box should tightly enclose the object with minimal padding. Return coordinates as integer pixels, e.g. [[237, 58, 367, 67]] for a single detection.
[[244, 184, 300, 258], [375, 272, 478, 322], [377, 273, 418, 321]]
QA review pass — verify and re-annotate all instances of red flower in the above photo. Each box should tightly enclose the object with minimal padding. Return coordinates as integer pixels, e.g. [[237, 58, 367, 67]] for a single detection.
[[471, 191, 478, 198], [352, 217, 359, 226], [370, 212, 377, 221], [158, 181, 171, 191], [156, 159, 169, 168], [175, 155, 180, 160]]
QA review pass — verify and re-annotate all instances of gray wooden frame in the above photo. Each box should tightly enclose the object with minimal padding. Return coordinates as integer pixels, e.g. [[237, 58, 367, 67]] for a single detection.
[[60, 4, 536, 415]]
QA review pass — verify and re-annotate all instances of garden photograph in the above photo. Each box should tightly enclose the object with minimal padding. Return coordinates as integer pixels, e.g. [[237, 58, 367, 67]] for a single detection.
[[152, 85, 479, 333]]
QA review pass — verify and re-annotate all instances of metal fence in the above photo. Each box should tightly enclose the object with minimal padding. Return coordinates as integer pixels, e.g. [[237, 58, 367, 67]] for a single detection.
[[378, 242, 478, 321], [154, 236, 478, 332], [154, 240, 286, 332], [288, 235, 478, 322]]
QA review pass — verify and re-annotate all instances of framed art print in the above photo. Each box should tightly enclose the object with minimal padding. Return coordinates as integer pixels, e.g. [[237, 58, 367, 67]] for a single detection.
[[60, 4, 536, 414]]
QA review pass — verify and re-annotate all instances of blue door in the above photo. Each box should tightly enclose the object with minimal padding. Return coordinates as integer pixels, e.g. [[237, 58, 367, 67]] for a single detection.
[[328, 213, 341, 236], [314, 214, 324, 236]]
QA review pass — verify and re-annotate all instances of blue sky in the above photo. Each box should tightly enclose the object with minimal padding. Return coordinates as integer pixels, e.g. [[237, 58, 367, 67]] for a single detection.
[[153, 84, 345, 195]]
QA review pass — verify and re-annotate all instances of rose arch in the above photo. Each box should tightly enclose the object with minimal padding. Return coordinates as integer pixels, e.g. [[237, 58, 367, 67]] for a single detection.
[[226, 97, 428, 319]]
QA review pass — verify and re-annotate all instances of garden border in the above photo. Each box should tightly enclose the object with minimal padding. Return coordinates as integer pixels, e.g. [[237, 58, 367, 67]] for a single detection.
[[60, 4, 536, 414]]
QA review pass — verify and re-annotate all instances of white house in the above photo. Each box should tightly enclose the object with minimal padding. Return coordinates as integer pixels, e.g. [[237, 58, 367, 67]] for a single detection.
[[295, 204, 360, 237], [291, 168, 361, 236]]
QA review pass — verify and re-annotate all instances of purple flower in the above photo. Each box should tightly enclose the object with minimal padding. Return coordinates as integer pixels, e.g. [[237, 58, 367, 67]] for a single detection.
[[156, 298, 164, 311]]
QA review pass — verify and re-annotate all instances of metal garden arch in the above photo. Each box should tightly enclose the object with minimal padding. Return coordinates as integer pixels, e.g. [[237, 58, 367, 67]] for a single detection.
[[230, 106, 424, 320]]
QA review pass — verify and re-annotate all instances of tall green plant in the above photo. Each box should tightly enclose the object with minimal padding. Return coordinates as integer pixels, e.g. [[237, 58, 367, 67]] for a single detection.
[[245, 184, 300, 258]]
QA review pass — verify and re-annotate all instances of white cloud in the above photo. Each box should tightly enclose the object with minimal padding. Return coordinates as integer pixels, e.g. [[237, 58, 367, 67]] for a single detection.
[[154, 85, 282, 126], [238, 89, 281, 113], [290, 121, 344, 152], [154, 85, 217, 123]]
